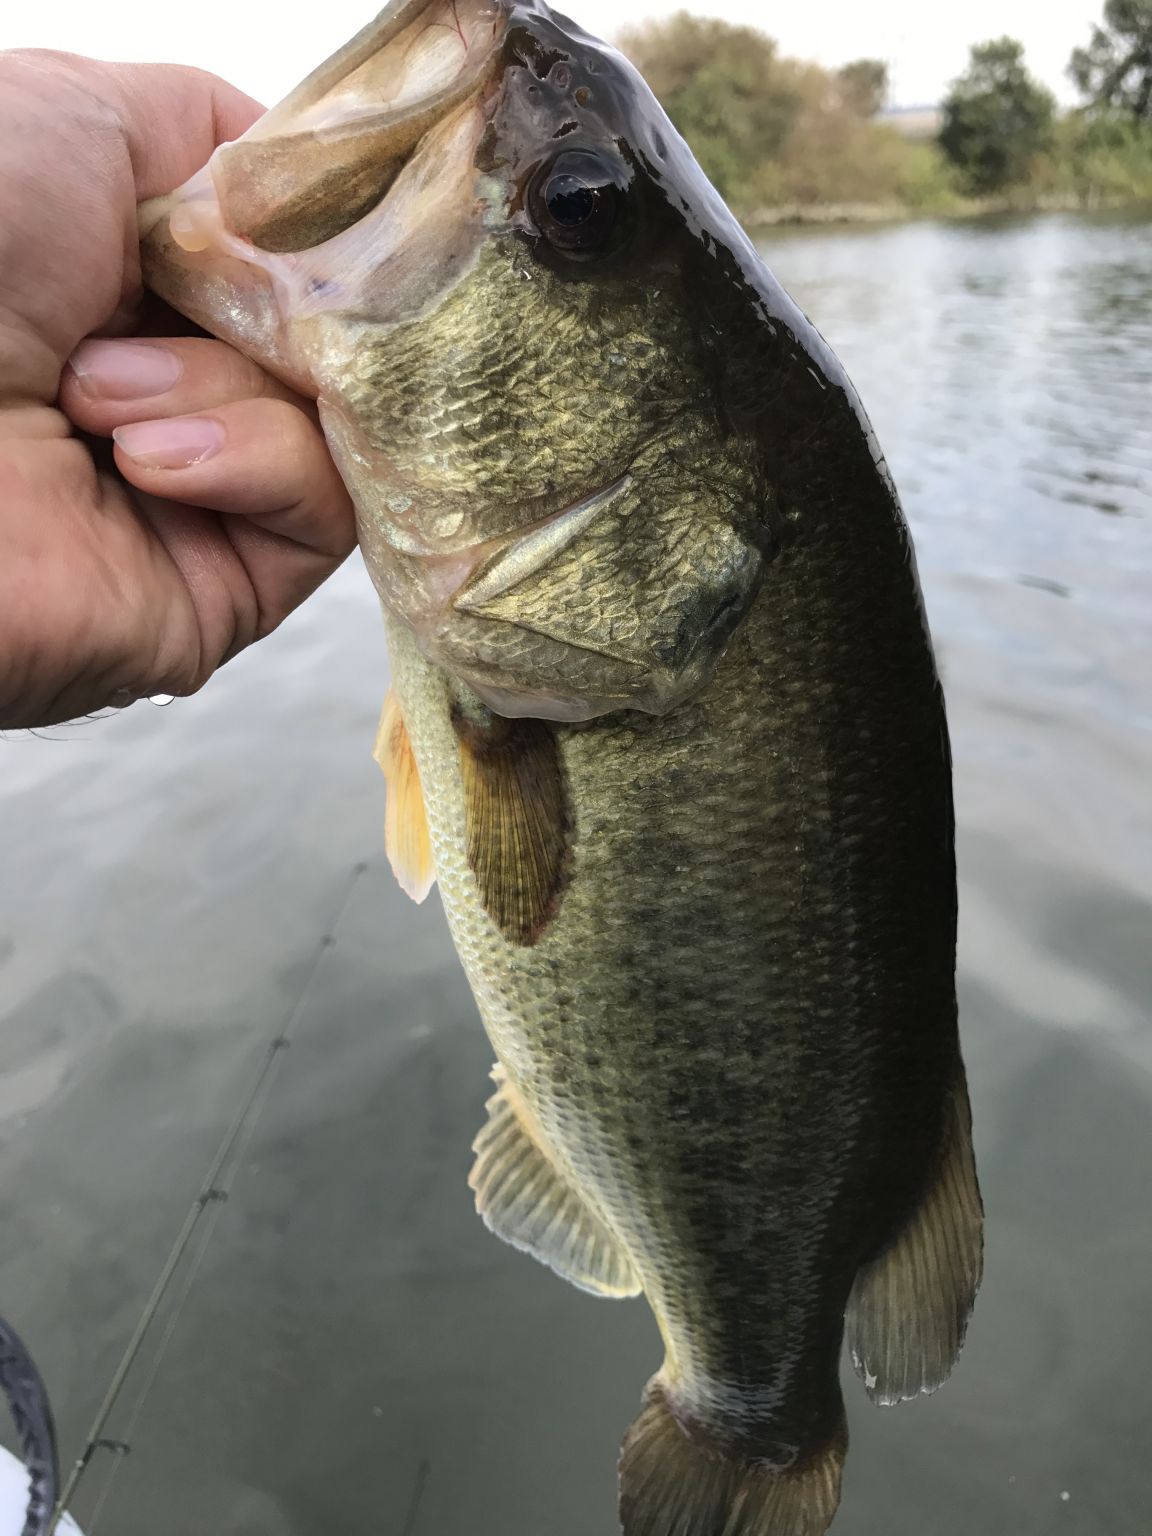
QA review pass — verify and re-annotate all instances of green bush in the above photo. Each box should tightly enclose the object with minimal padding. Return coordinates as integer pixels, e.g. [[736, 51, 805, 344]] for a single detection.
[[620, 13, 958, 214], [939, 39, 1056, 195], [617, 11, 1152, 217], [619, 13, 799, 203], [894, 142, 964, 211], [1058, 111, 1152, 200]]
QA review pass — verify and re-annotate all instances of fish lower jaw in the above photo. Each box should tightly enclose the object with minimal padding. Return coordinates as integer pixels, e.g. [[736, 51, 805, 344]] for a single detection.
[[451, 473, 634, 610], [464, 681, 619, 723], [375, 471, 666, 721]]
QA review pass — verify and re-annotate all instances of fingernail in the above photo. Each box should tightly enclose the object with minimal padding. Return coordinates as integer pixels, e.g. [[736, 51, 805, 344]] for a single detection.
[[113, 416, 224, 469], [69, 340, 183, 400]]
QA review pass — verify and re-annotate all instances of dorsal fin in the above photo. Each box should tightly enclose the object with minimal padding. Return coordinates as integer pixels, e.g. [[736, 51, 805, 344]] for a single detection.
[[452, 709, 571, 946], [373, 689, 436, 903], [845, 1065, 984, 1404]]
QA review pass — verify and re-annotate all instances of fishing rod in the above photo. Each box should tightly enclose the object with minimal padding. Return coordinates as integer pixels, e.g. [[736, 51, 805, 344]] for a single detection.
[[0, 1313, 58, 1536]]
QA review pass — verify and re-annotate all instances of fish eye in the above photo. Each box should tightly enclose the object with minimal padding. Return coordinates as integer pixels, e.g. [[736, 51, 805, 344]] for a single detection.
[[530, 150, 631, 258]]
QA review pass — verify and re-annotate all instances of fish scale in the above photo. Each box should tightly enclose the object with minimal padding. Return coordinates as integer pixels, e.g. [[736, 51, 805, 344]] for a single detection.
[[139, 1, 983, 1530], [388, 480, 954, 1426]]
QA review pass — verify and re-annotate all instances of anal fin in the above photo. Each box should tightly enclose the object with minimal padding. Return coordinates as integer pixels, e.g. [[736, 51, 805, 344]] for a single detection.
[[469, 1068, 640, 1299], [373, 688, 435, 903], [846, 1065, 984, 1405]]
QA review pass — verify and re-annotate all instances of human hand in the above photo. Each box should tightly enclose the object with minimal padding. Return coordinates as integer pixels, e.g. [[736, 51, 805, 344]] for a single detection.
[[0, 51, 356, 729]]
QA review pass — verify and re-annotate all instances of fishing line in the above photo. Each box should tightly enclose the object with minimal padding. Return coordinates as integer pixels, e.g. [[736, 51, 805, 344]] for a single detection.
[[80, 1102, 252, 1533], [399, 1458, 431, 1536], [50, 861, 368, 1533]]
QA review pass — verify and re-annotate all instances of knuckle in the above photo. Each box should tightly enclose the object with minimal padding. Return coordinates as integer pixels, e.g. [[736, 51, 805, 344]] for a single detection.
[[186, 338, 264, 400]]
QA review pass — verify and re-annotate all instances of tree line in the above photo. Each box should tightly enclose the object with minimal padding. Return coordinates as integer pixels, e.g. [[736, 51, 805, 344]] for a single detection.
[[618, 2, 1152, 218]]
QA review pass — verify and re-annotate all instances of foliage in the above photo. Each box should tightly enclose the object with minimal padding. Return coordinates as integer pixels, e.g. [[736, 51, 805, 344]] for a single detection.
[[1054, 110, 1152, 200], [1069, 0, 1152, 119], [836, 59, 889, 117], [939, 38, 1056, 194], [617, 13, 1151, 219], [619, 12, 798, 201], [619, 14, 948, 213], [891, 141, 965, 211]]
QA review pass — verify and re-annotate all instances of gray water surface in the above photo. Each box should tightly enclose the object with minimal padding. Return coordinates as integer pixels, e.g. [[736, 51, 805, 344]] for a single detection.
[[1, 212, 1149, 1534]]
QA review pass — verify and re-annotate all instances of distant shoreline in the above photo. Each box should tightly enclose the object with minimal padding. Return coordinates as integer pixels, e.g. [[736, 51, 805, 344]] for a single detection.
[[742, 194, 1152, 229]]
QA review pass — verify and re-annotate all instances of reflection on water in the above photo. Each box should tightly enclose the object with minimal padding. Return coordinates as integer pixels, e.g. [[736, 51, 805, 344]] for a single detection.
[[766, 214, 1152, 739], [0, 213, 1149, 1534]]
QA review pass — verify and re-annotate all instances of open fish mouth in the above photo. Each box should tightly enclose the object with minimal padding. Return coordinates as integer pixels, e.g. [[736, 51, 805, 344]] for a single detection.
[[137, 0, 518, 393], [146, 0, 509, 259]]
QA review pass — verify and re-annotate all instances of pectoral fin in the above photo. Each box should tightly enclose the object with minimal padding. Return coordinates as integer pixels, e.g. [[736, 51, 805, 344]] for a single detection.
[[373, 689, 435, 903], [846, 1066, 984, 1404], [453, 710, 571, 946], [470, 1068, 641, 1299]]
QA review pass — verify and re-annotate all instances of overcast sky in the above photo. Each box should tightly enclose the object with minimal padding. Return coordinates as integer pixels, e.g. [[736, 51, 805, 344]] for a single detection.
[[1, 0, 1101, 109]]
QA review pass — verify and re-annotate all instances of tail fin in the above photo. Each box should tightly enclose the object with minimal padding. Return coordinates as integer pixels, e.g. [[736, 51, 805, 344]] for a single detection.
[[618, 1381, 844, 1536]]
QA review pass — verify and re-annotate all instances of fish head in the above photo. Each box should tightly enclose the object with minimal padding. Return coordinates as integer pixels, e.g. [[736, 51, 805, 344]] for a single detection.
[[140, 0, 784, 721]]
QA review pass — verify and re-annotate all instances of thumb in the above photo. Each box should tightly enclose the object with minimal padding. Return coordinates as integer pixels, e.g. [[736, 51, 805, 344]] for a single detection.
[[84, 57, 264, 199], [0, 51, 263, 400]]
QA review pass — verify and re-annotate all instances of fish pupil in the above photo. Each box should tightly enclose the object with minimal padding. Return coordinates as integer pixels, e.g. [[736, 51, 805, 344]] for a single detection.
[[546, 175, 597, 227]]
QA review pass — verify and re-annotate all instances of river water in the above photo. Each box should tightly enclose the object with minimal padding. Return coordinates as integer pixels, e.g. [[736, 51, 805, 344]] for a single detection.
[[0, 211, 1149, 1535]]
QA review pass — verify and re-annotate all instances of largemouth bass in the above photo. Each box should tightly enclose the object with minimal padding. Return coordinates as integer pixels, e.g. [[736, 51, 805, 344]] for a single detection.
[[139, 3, 984, 1531]]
